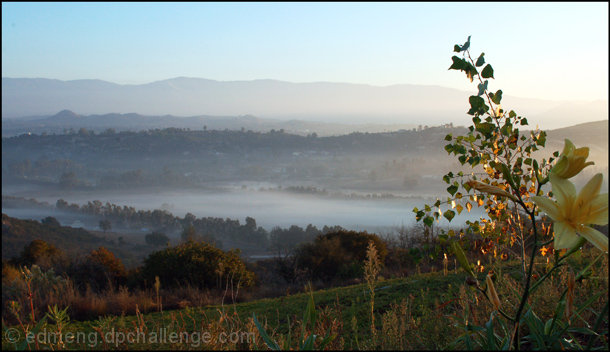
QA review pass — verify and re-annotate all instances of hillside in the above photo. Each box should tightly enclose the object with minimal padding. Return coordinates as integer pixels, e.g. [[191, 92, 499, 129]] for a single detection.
[[0, 110, 419, 138], [1, 213, 155, 267], [4, 252, 607, 350], [2, 120, 607, 198]]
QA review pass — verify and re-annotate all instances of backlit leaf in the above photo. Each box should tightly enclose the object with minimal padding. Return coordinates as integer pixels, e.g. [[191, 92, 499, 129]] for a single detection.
[[491, 89, 502, 104], [475, 52, 485, 67], [481, 64, 494, 79], [444, 209, 456, 222]]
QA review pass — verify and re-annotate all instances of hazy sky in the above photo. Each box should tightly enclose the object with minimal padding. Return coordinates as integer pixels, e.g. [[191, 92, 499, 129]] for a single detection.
[[2, 2, 608, 102]]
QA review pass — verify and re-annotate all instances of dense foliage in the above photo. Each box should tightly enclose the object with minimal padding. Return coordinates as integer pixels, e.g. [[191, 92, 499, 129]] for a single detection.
[[140, 240, 255, 290], [294, 230, 387, 282]]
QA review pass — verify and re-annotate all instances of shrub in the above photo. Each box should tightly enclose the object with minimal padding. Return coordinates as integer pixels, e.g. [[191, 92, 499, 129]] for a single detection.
[[140, 240, 254, 290], [294, 230, 387, 282], [68, 247, 127, 292], [12, 239, 68, 270]]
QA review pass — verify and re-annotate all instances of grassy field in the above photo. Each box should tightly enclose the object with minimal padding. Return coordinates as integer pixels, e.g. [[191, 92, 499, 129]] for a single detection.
[[3, 250, 607, 350], [4, 267, 470, 350]]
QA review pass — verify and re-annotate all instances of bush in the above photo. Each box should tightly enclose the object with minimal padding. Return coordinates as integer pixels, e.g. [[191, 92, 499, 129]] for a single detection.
[[140, 240, 255, 289], [294, 230, 387, 282], [68, 247, 127, 292], [12, 239, 68, 270]]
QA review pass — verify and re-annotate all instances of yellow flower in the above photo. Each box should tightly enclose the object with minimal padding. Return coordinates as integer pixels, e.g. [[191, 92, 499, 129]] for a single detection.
[[532, 173, 608, 252], [466, 180, 518, 202], [551, 139, 594, 179]]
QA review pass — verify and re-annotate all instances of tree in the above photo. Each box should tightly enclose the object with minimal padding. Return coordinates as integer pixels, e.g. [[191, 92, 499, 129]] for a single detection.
[[99, 219, 112, 233], [181, 225, 199, 242], [245, 216, 256, 230], [13, 240, 66, 270], [294, 230, 386, 282], [41, 216, 61, 227], [145, 232, 170, 247], [141, 241, 254, 289], [70, 247, 127, 291]]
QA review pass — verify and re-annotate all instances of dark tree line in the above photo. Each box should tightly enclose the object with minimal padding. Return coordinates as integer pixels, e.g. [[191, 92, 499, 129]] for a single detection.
[[54, 198, 341, 253]]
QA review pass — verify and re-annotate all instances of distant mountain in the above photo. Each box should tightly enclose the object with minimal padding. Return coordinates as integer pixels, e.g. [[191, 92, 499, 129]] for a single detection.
[[0, 110, 418, 137], [3, 77, 607, 129]]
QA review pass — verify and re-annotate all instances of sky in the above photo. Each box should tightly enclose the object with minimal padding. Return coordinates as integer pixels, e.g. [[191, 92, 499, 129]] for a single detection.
[[2, 2, 608, 102]]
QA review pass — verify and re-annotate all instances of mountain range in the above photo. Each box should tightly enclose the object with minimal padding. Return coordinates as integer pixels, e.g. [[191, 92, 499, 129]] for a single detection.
[[2, 77, 607, 130], [0, 109, 418, 137]]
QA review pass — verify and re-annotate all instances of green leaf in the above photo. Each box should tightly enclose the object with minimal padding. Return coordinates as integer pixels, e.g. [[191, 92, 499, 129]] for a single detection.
[[447, 184, 459, 196], [499, 163, 516, 191], [15, 315, 47, 350], [491, 89, 502, 104], [544, 318, 553, 336], [520, 118, 528, 126], [485, 313, 498, 350], [481, 64, 494, 79], [444, 133, 453, 141], [253, 314, 281, 350], [443, 209, 456, 222], [500, 121, 512, 136], [451, 241, 474, 277], [523, 309, 546, 349], [475, 122, 495, 137], [423, 216, 434, 227], [303, 293, 315, 326], [468, 95, 489, 116], [477, 80, 488, 96], [454, 44, 462, 53], [475, 52, 485, 67], [449, 56, 468, 70], [460, 35, 471, 52]]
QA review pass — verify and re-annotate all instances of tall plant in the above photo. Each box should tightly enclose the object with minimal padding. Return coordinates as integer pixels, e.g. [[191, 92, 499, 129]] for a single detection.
[[414, 36, 608, 350]]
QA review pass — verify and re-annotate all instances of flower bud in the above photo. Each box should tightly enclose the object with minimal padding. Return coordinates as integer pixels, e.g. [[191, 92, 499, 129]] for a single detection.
[[486, 274, 501, 310], [551, 139, 594, 179], [466, 180, 518, 201]]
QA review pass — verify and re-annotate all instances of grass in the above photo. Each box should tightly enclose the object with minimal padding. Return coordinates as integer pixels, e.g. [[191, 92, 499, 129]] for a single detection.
[[2, 266, 471, 350], [2, 250, 606, 350]]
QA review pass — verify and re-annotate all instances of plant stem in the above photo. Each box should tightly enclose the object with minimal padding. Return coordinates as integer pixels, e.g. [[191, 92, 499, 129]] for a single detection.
[[511, 209, 539, 350]]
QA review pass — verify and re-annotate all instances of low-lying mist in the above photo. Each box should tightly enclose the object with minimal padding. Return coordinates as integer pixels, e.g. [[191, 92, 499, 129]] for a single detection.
[[2, 188, 485, 233]]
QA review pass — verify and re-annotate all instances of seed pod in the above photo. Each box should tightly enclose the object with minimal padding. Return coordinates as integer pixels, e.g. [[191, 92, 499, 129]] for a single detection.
[[486, 274, 501, 310]]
